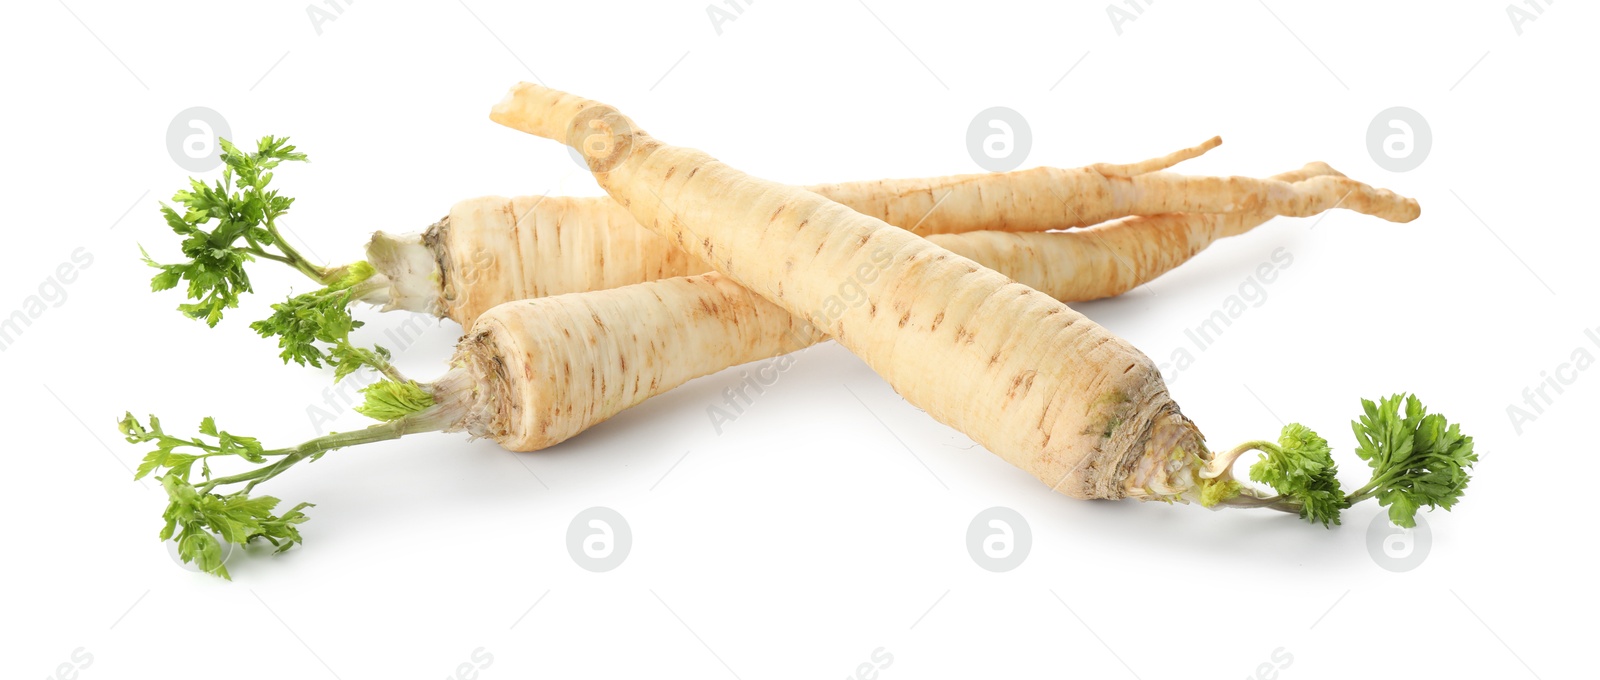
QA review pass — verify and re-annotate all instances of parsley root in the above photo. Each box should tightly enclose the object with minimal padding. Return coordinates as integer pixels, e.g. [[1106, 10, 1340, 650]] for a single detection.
[[486, 82, 1464, 514], [144, 136, 1418, 374], [143, 135, 1226, 327], [449, 162, 1342, 449], [126, 160, 1409, 577], [120, 87, 1469, 578], [382, 151, 1415, 325], [123, 384, 1473, 577]]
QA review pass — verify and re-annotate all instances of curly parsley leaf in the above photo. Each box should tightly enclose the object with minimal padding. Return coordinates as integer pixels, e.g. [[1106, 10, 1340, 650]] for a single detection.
[[1248, 423, 1348, 527], [120, 412, 267, 481], [248, 261, 398, 380], [118, 406, 440, 579], [121, 412, 318, 579], [142, 135, 332, 327], [1350, 394, 1477, 528], [355, 380, 435, 421], [159, 475, 314, 579]]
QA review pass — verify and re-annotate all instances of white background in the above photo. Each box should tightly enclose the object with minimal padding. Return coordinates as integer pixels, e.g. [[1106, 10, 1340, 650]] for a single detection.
[[2, 1, 1592, 678]]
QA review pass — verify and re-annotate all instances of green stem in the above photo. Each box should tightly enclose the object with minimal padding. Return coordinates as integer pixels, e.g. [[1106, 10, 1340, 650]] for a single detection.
[[264, 218, 342, 285], [1346, 470, 1404, 504], [196, 409, 450, 495], [246, 248, 295, 266], [376, 362, 406, 383], [1218, 493, 1303, 515], [359, 346, 408, 383], [343, 275, 408, 383], [1347, 459, 1434, 503]]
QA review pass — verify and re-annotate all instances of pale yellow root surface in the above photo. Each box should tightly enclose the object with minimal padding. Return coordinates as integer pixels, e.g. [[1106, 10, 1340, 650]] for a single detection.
[[452, 165, 1331, 454], [414, 142, 1227, 323], [476, 83, 1421, 499], [396, 137, 1413, 327], [938, 163, 1335, 303]]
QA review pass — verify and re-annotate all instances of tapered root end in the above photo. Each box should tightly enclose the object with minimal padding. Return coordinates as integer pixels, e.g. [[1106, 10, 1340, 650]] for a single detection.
[[488, 82, 541, 132], [1314, 176, 1424, 223], [1164, 135, 1222, 167], [1377, 194, 1423, 223], [489, 82, 597, 145], [1090, 135, 1225, 178]]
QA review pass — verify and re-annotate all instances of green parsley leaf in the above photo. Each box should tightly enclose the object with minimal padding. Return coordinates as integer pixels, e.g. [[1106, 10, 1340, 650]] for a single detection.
[[142, 135, 330, 327], [354, 380, 435, 421], [249, 261, 394, 380], [1248, 423, 1349, 527], [121, 413, 275, 482], [157, 475, 313, 580], [119, 406, 441, 578], [1351, 394, 1477, 528]]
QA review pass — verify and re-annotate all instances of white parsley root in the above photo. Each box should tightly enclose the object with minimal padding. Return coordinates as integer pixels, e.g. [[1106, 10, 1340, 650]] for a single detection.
[[144, 136, 1416, 375], [122, 90, 1469, 580], [373, 153, 1414, 326]]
